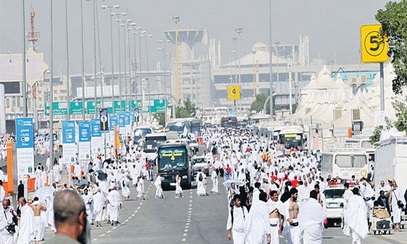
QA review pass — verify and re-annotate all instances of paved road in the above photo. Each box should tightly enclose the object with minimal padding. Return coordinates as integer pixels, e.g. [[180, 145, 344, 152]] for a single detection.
[[41, 174, 407, 244]]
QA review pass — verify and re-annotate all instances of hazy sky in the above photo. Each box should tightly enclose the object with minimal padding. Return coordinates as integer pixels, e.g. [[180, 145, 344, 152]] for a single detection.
[[0, 0, 389, 76]]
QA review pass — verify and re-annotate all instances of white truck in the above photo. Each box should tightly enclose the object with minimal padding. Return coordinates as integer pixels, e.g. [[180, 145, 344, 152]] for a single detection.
[[374, 136, 407, 192]]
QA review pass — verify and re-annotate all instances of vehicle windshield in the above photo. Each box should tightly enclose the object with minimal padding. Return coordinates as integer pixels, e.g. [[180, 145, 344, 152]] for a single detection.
[[192, 157, 206, 165], [134, 128, 152, 140], [158, 147, 188, 171], [335, 155, 367, 168], [324, 188, 345, 199], [143, 141, 160, 153], [280, 133, 303, 149]]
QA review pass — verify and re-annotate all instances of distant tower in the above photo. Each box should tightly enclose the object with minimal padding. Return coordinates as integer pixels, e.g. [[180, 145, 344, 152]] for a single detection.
[[26, 9, 40, 52], [164, 29, 207, 61]]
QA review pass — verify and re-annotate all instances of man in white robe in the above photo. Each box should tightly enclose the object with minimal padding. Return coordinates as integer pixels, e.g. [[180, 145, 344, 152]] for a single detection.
[[106, 187, 121, 226], [31, 197, 47, 243], [92, 188, 105, 227], [389, 180, 405, 232], [298, 190, 326, 244], [52, 163, 61, 183], [210, 170, 219, 194], [344, 187, 368, 244], [267, 190, 284, 244], [17, 197, 35, 244], [244, 192, 271, 244], [154, 173, 164, 199], [196, 170, 207, 196], [226, 194, 248, 244]]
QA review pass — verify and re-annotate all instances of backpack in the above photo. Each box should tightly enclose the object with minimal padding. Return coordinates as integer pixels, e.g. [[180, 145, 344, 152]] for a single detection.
[[231, 205, 245, 226], [198, 173, 203, 181]]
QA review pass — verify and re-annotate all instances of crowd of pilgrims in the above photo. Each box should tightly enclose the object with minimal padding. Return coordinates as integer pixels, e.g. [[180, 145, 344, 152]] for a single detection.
[[1, 127, 406, 244], [202, 128, 406, 244]]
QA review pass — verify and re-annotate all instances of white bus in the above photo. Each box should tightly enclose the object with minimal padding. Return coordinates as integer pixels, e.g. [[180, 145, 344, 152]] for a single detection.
[[277, 125, 305, 150], [320, 150, 369, 180]]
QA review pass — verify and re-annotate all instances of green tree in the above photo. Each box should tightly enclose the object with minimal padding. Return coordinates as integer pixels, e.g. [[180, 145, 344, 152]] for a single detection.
[[376, 1, 407, 94], [153, 113, 166, 126], [175, 97, 197, 118], [392, 98, 407, 132], [249, 93, 268, 113]]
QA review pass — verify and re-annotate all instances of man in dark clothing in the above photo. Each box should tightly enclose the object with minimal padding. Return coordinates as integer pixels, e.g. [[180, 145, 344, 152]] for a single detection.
[[18, 180, 24, 199]]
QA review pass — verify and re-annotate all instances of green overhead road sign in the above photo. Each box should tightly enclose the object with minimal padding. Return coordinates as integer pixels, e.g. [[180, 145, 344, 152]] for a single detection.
[[149, 99, 167, 113], [113, 100, 126, 113], [45, 102, 68, 116], [129, 100, 142, 110], [69, 101, 83, 115], [86, 101, 102, 114]]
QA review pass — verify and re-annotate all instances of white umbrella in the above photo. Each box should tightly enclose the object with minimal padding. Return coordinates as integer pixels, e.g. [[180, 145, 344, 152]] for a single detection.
[[33, 186, 55, 203], [222, 179, 245, 188]]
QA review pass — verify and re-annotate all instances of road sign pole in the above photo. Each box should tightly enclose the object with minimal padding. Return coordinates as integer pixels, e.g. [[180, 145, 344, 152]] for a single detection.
[[380, 62, 385, 111]]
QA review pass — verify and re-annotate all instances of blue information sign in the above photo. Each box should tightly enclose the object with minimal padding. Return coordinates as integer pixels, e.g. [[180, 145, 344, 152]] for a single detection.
[[124, 112, 131, 125], [91, 119, 102, 137], [118, 113, 125, 128], [15, 118, 34, 148], [62, 120, 76, 144], [110, 115, 118, 131], [78, 121, 91, 142]]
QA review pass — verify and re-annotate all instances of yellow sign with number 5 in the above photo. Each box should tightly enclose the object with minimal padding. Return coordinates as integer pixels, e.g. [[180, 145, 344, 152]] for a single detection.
[[227, 85, 241, 100], [360, 24, 389, 63]]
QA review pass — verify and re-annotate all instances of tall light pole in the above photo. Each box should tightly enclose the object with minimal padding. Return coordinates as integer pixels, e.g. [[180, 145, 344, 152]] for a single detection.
[[116, 13, 126, 104], [87, 0, 99, 116], [234, 27, 242, 85], [234, 27, 242, 115], [269, 0, 274, 119], [130, 24, 139, 103], [171, 16, 180, 102], [80, 0, 86, 120], [121, 19, 132, 110], [251, 50, 257, 98], [126, 21, 135, 109], [101, 4, 120, 105], [143, 34, 153, 114], [138, 30, 145, 103], [65, 0, 71, 120], [49, 0, 54, 172], [22, 0, 27, 117]]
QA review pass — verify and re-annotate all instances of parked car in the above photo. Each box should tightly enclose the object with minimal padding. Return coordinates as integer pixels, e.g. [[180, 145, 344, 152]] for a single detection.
[[191, 156, 209, 180], [323, 185, 346, 225]]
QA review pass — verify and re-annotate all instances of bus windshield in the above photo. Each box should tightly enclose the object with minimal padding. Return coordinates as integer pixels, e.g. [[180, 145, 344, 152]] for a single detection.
[[158, 147, 188, 171], [280, 133, 303, 149], [221, 117, 237, 128], [335, 154, 367, 168], [144, 134, 167, 152]]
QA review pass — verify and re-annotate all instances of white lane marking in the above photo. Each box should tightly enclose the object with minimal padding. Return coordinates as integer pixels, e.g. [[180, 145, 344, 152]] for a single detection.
[[92, 238, 98, 242], [183, 233, 187, 237], [107, 230, 112, 234], [100, 234, 106, 237], [182, 238, 187, 242]]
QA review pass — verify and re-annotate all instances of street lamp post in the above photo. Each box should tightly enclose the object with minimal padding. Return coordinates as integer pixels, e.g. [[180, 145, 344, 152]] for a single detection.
[[80, 0, 86, 120], [115, 13, 126, 104], [143, 34, 152, 115], [269, 0, 274, 119], [130, 25, 138, 103], [22, 0, 27, 117], [65, 0, 71, 120], [49, 0, 55, 173], [101, 5, 120, 106], [121, 19, 132, 111], [251, 50, 257, 98], [171, 16, 180, 101]]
